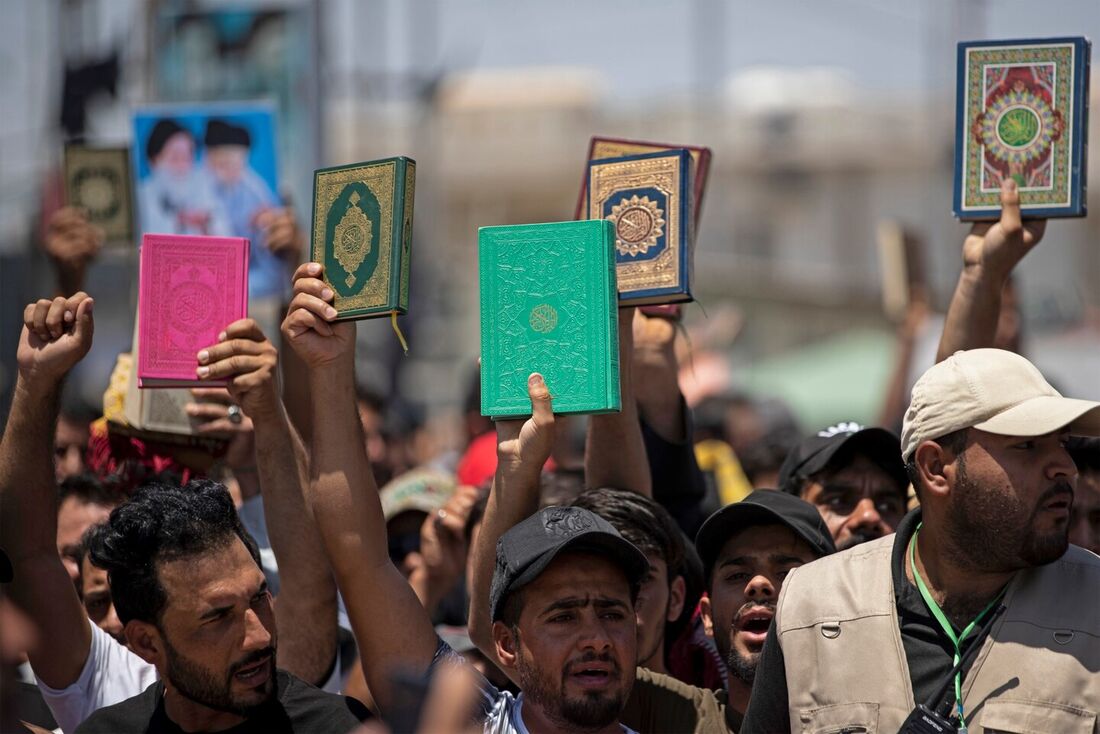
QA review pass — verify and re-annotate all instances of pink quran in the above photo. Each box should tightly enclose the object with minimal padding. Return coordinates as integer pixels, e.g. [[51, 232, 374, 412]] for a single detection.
[[137, 234, 249, 388]]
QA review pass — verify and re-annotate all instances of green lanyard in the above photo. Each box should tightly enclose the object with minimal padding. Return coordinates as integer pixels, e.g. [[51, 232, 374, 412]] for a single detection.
[[908, 524, 1003, 733]]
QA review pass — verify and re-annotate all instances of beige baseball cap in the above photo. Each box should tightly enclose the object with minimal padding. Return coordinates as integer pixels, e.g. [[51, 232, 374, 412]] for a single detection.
[[901, 349, 1100, 461]]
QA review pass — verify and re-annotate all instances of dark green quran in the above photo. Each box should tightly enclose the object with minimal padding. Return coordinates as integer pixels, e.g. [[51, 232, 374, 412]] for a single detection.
[[311, 156, 415, 319], [479, 220, 621, 418]]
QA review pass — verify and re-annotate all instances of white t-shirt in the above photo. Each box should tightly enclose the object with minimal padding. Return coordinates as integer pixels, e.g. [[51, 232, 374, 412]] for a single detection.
[[482, 692, 639, 734], [35, 619, 157, 734]]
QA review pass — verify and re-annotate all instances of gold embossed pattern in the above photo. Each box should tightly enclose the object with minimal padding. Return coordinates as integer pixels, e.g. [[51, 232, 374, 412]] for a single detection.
[[589, 155, 682, 291], [608, 194, 665, 256], [333, 191, 373, 287], [313, 161, 396, 311]]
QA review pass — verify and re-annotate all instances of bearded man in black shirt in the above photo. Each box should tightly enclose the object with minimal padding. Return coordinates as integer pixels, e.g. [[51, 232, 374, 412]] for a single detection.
[[75, 480, 367, 734]]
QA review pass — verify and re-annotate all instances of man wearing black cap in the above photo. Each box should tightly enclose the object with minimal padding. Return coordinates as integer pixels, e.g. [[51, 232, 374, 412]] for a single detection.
[[285, 268, 652, 733], [777, 422, 908, 551], [695, 491, 834, 724], [486, 505, 650, 732]]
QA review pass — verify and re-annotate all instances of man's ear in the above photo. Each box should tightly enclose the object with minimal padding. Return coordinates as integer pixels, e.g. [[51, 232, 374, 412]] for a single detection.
[[492, 621, 518, 670], [666, 575, 687, 624], [699, 593, 715, 638], [124, 620, 163, 667], [914, 440, 954, 502]]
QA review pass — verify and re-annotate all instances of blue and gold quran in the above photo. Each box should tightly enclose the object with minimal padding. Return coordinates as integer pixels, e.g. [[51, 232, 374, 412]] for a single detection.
[[587, 149, 694, 305]]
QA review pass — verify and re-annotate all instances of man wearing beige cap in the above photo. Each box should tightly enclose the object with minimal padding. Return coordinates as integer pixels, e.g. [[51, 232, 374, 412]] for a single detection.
[[741, 347, 1100, 733]]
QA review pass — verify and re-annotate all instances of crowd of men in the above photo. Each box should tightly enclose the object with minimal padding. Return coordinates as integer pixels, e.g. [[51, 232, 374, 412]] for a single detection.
[[1, 179, 1098, 733]]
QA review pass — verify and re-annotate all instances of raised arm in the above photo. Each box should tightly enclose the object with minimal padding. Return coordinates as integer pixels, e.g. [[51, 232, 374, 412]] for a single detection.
[[0, 293, 95, 688], [280, 263, 437, 713], [467, 374, 556, 673], [43, 208, 104, 297], [629, 308, 712, 534], [584, 307, 652, 496], [937, 180, 1045, 362], [192, 318, 338, 687]]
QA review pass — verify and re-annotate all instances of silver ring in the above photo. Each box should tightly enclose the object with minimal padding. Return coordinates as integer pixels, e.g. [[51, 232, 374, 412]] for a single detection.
[[436, 509, 448, 521], [227, 405, 243, 424]]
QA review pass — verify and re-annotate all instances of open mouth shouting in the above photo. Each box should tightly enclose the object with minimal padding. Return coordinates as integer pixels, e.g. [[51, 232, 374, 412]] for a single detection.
[[733, 604, 775, 650], [565, 658, 619, 692], [232, 652, 273, 688]]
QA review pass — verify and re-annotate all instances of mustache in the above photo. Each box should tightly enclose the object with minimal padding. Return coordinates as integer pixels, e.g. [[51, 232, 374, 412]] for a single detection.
[[229, 646, 275, 677], [1035, 481, 1074, 509], [733, 601, 776, 626]]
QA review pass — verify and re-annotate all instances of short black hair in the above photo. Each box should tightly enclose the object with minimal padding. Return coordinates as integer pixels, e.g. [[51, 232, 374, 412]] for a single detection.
[[58, 473, 125, 509], [1067, 437, 1100, 476], [87, 479, 260, 626], [146, 119, 190, 161], [497, 588, 525, 630], [570, 488, 685, 573], [905, 428, 969, 500]]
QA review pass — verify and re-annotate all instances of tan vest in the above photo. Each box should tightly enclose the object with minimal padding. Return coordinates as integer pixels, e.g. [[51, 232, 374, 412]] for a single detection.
[[775, 536, 1100, 733]]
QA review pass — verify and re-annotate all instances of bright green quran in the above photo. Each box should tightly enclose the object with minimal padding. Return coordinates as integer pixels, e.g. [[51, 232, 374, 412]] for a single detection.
[[479, 220, 621, 418], [311, 156, 415, 320]]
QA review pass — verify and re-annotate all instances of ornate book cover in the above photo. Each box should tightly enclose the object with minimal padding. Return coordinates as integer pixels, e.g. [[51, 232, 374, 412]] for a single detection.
[[954, 37, 1090, 219], [311, 156, 415, 320], [587, 149, 694, 305], [63, 145, 134, 245], [575, 136, 711, 231], [479, 220, 621, 418], [137, 234, 250, 388]]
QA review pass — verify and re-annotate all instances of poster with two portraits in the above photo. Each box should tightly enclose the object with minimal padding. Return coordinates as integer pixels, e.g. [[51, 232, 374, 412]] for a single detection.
[[131, 102, 285, 301]]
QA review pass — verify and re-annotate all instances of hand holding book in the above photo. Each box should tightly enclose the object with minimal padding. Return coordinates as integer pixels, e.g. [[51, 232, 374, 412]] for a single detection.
[[281, 262, 356, 369], [495, 373, 557, 479], [193, 318, 280, 423], [962, 180, 1047, 283]]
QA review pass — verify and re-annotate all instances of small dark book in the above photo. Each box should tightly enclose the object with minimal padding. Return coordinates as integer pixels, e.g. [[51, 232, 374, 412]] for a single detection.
[[63, 144, 134, 245]]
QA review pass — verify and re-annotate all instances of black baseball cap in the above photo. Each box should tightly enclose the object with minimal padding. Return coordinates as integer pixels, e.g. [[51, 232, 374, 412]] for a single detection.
[[695, 490, 836, 579], [777, 423, 907, 495], [489, 506, 650, 622]]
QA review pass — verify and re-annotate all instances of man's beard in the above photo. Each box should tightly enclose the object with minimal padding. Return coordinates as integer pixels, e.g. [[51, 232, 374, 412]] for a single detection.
[[515, 646, 626, 731], [947, 455, 1072, 572], [724, 601, 776, 686], [163, 635, 277, 717]]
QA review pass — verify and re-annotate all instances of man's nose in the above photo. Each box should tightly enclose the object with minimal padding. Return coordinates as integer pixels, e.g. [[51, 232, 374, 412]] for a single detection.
[[745, 573, 776, 600], [242, 608, 273, 651], [102, 604, 123, 639], [578, 614, 614, 652], [847, 497, 885, 533]]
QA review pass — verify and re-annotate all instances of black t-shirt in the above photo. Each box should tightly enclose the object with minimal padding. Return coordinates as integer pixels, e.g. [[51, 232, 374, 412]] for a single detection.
[[741, 509, 1000, 732], [74, 669, 370, 734]]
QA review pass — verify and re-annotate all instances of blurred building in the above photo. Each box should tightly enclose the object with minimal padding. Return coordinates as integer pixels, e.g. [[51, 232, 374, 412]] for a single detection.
[[2, 0, 1098, 433]]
